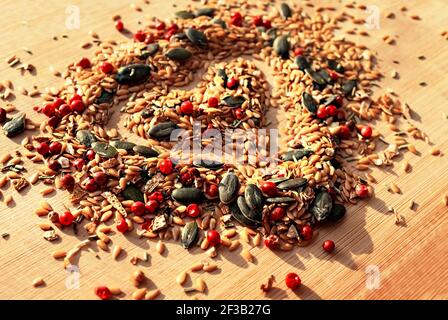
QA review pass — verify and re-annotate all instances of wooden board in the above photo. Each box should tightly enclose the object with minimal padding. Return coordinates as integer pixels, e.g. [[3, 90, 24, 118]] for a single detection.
[[0, 0, 447, 300]]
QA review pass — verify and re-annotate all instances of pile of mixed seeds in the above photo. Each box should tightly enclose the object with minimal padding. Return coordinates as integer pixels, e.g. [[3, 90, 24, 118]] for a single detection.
[[0, 0, 441, 298]]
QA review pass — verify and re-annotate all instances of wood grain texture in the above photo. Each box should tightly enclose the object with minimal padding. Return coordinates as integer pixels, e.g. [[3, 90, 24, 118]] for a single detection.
[[0, 0, 447, 300]]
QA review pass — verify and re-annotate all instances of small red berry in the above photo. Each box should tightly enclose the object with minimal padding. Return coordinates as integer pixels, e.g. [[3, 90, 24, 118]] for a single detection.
[[186, 204, 201, 218], [59, 211, 74, 226], [149, 191, 164, 203], [322, 240, 335, 253], [144, 33, 155, 44], [299, 225, 313, 241], [285, 273, 301, 290], [36, 142, 50, 156], [207, 97, 219, 108], [155, 21, 166, 30], [336, 109, 346, 121], [360, 125, 373, 139], [335, 95, 344, 107], [207, 230, 221, 247], [131, 201, 146, 216], [294, 47, 304, 56], [85, 178, 98, 192], [260, 181, 278, 197], [180, 172, 194, 186], [264, 235, 279, 250], [159, 159, 173, 175], [92, 171, 108, 186], [48, 159, 61, 171], [164, 29, 176, 40], [180, 101, 194, 115], [325, 105, 338, 117], [168, 23, 178, 32], [48, 114, 61, 128], [49, 141, 62, 155], [53, 98, 65, 109], [355, 184, 369, 198], [270, 207, 285, 221], [100, 62, 114, 74], [69, 94, 82, 104], [329, 70, 339, 81], [74, 158, 85, 171], [42, 103, 56, 117], [116, 219, 129, 233], [338, 125, 351, 139], [115, 20, 124, 32], [70, 100, 85, 113], [0, 108, 6, 123], [58, 104, 71, 116], [230, 12, 243, 27], [206, 184, 219, 198], [61, 174, 75, 189], [252, 15, 263, 27], [316, 106, 328, 119], [85, 149, 96, 161], [145, 200, 159, 214], [95, 286, 112, 300], [227, 77, 239, 89], [134, 30, 146, 42], [77, 57, 91, 69], [234, 108, 244, 120], [262, 18, 272, 29]]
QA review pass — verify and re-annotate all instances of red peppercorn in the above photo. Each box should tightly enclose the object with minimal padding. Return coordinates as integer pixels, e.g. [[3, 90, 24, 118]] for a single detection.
[[74, 158, 85, 171], [355, 184, 369, 198], [262, 18, 272, 29], [100, 62, 114, 74], [85, 149, 96, 161], [0, 108, 6, 123], [264, 234, 279, 250], [234, 108, 244, 120], [180, 100, 194, 115], [155, 21, 166, 30], [95, 286, 112, 300], [116, 218, 129, 233], [338, 125, 351, 139], [168, 23, 178, 32], [69, 94, 82, 104], [92, 171, 108, 186], [53, 98, 65, 109], [360, 125, 372, 139], [48, 114, 61, 128], [299, 225, 313, 241], [316, 106, 328, 119], [186, 204, 201, 218], [131, 201, 146, 216], [36, 142, 50, 156], [335, 95, 344, 107], [42, 103, 56, 117], [227, 77, 239, 89], [230, 12, 243, 27], [134, 30, 146, 42], [164, 29, 176, 40], [294, 47, 304, 56], [322, 240, 335, 253], [85, 178, 98, 192], [207, 230, 221, 247], [145, 200, 159, 214], [252, 15, 263, 26], [144, 33, 155, 44], [285, 273, 301, 290], [180, 172, 194, 186], [48, 159, 61, 171], [115, 20, 124, 32], [58, 104, 71, 117], [159, 159, 173, 175], [260, 181, 278, 197], [49, 141, 62, 155], [325, 105, 338, 117], [206, 184, 219, 198], [141, 218, 152, 230], [59, 211, 74, 226], [61, 174, 75, 189], [336, 109, 346, 121], [207, 97, 219, 108], [77, 57, 91, 69], [270, 207, 285, 221], [70, 100, 85, 113], [328, 70, 339, 81], [149, 191, 164, 203]]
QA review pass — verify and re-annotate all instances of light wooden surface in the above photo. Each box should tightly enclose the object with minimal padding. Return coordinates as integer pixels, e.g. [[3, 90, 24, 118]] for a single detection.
[[0, 0, 447, 300]]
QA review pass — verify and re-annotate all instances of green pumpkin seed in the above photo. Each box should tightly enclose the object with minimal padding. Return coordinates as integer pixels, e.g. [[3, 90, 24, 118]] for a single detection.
[[172, 188, 204, 204], [175, 10, 195, 19], [273, 35, 290, 59], [267, 176, 289, 184], [95, 90, 115, 105], [3, 113, 25, 137], [302, 92, 318, 114], [219, 172, 239, 204], [280, 3, 292, 19], [310, 190, 333, 221], [321, 95, 337, 106], [92, 142, 118, 159], [193, 159, 223, 170], [196, 8, 215, 17], [266, 28, 278, 46], [133, 145, 158, 157], [266, 197, 296, 204], [217, 68, 228, 86], [110, 140, 136, 152], [237, 196, 262, 223], [76, 130, 97, 147], [229, 201, 261, 228], [244, 184, 263, 212], [123, 184, 144, 202], [342, 80, 357, 97], [317, 69, 332, 83], [305, 68, 326, 85], [165, 48, 192, 62], [295, 56, 310, 71], [212, 18, 226, 29], [277, 178, 308, 191], [327, 59, 345, 74], [181, 221, 198, 249], [281, 149, 313, 162], [148, 121, 178, 140], [223, 95, 245, 108], [116, 64, 151, 86], [327, 203, 346, 222], [186, 28, 208, 48], [140, 43, 159, 59]]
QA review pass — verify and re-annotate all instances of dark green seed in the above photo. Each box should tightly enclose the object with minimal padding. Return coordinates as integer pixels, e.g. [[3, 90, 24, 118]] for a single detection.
[[317, 69, 332, 83], [321, 95, 337, 106], [273, 35, 290, 59], [175, 10, 196, 19], [327, 59, 345, 74], [267, 176, 289, 184], [342, 80, 357, 97], [95, 90, 115, 105], [212, 18, 226, 29], [280, 3, 292, 19], [281, 149, 313, 162], [237, 196, 262, 223], [196, 7, 215, 17], [302, 92, 318, 114], [219, 172, 239, 204], [172, 32, 187, 40], [76, 130, 97, 147], [3, 113, 25, 137], [305, 68, 326, 86], [165, 48, 192, 62], [327, 203, 346, 222], [193, 159, 223, 170], [181, 221, 198, 249], [244, 184, 263, 212], [133, 145, 158, 157], [123, 184, 144, 202], [110, 140, 136, 152], [222, 95, 245, 108], [266, 28, 278, 46], [277, 178, 308, 191], [310, 190, 333, 221], [217, 68, 228, 86], [148, 121, 178, 140], [295, 56, 310, 71], [92, 142, 118, 159], [229, 201, 260, 228], [140, 43, 159, 59], [116, 64, 151, 86], [172, 188, 204, 204], [266, 197, 296, 204], [186, 28, 208, 48]]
